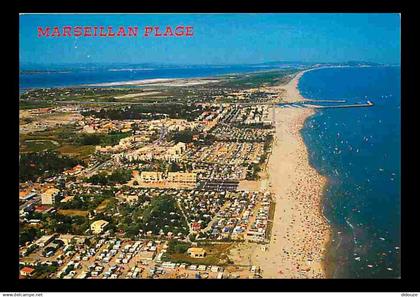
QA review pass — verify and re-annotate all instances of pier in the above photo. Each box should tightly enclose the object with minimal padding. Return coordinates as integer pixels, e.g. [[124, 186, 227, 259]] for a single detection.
[[279, 100, 374, 110], [305, 100, 374, 109]]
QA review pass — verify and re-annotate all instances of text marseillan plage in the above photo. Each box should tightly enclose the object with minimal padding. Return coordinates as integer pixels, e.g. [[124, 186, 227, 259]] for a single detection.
[[37, 26, 194, 38]]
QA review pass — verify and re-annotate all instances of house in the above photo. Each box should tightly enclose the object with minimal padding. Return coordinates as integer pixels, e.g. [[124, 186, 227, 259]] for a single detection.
[[60, 195, 74, 203], [41, 188, 60, 205], [19, 192, 37, 201], [35, 234, 57, 247], [20, 266, 35, 277], [191, 222, 201, 232], [90, 220, 109, 234], [58, 234, 76, 245], [34, 205, 54, 214], [187, 247, 206, 258], [63, 164, 84, 176]]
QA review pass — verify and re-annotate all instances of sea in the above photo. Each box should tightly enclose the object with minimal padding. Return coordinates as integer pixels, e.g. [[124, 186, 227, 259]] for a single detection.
[[19, 64, 298, 91], [298, 66, 401, 278]]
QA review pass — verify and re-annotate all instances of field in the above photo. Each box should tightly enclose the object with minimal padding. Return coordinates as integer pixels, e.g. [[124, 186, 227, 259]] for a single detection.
[[164, 243, 233, 266], [19, 100, 55, 110], [20, 125, 96, 160], [57, 209, 89, 217], [20, 139, 60, 152], [216, 69, 299, 88], [95, 198, 113, 213]]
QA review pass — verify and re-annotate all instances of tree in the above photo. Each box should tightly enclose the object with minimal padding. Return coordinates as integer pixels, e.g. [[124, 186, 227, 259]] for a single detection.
[[171, 129, 194, 143], [19, 151, 80, 182], [19, 227, 41, 246], [168, 162, 181, 172], [167, 240, 191, 254]]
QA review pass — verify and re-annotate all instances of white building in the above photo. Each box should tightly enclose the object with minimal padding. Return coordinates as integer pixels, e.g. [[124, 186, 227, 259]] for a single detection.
[[41, 188, 60, 205]]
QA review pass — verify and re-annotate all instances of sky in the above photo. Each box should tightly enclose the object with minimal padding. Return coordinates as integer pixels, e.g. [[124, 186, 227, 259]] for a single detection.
[[19, 13, 401, 66]]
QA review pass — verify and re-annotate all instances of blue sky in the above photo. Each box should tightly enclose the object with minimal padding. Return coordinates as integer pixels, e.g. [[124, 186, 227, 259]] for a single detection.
[[20, 13, 401, 66]]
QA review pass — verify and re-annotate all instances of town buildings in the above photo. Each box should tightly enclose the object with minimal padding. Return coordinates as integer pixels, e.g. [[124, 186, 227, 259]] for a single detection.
[[90, 220, 109, 234], [187, 247, 206, 258], [41, 188, 60, 205]]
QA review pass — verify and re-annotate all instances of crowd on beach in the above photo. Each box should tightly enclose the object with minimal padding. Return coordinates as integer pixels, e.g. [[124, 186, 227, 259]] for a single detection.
[[246, 71, 331, 279], [280, 110, 329, 278]]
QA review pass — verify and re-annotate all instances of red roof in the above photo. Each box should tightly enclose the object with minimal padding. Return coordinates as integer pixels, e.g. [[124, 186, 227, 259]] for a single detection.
[[21, 267, 35, 274], [35, 205, 52, 213]]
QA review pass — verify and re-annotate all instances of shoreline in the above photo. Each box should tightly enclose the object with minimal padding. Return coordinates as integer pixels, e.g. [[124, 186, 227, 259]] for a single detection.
[[251, 68, 331, 278], [20, 65, 384, 91], [20, 67, 289, 90]]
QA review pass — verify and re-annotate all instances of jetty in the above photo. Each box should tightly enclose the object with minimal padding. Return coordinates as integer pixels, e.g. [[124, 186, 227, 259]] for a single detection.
[[305, 100, 374, 109]]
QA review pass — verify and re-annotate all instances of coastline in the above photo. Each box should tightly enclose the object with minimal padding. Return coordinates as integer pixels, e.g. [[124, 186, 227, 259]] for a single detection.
[[252, 69, 331, 278]]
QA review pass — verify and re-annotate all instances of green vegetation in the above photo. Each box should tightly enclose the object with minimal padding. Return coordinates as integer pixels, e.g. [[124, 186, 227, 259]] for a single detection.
[[33, 262, 59, 278], [76, 131, 131, 146], [217, 69, 298, 89], [19, 100, 54, 110], [86, 169, 132, 185], [19, 226, 42, 246], [19, 87, 167, 103], [169, 129, 194, 143], [20, 139, 59, 152], [140, 195, 188, 236], [167, 239, 191, 254], [19, 151, 81, 182], [56, 195, 110, 212], [115, 195, 189, 239], [20, 124, 130, 157], [44, 212, 90, 235], [20, 124, 95, 160], [81, 104, 205, 121]]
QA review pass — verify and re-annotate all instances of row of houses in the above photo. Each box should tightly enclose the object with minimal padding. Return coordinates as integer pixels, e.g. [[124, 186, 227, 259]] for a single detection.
[[132, 170, 197, 189], [246, 193, 271, 243], [116, 142, 186, 163]]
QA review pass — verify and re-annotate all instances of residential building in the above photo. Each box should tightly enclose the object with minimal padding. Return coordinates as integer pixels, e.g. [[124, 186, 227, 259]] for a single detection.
[[20, 267, 35, 277], [140, 171, 164, 183], [41, 188, 60, 205], [167, 172, 197, 186], [187, 247, 206, 258], [35, 234, 57, 248]]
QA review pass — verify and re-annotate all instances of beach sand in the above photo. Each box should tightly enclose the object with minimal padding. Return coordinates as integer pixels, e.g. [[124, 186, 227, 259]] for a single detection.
[[87, 78, 219, 87], [231, 70, 331, 278]]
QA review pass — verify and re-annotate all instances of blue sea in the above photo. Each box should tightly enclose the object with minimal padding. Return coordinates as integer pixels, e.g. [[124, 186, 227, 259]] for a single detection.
[[299, 66, 401, 278]]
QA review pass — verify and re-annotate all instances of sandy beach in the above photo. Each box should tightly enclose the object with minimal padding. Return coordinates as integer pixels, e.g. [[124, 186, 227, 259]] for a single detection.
[[86, 77, 219, 87], [259, 69, 330, 278], [229, 69, 331, 278]]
